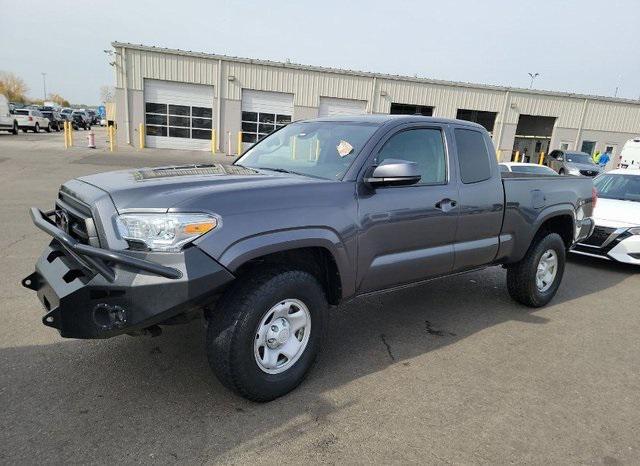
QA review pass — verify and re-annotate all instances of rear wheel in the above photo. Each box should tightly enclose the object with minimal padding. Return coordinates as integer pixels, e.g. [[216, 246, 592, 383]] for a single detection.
[[33, 123, 40, 133], [45, 123, 51, 133], [507, 232, 566, 307], [206, 267, 328, 401]]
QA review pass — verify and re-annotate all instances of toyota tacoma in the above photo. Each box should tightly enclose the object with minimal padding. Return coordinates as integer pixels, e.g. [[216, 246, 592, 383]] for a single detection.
[[23, 116, 596, 401]]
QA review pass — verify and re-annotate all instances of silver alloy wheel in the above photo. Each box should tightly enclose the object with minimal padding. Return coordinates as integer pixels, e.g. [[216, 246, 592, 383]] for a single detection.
[[536, 249, 558, 292], [254, 299, 311, 374]]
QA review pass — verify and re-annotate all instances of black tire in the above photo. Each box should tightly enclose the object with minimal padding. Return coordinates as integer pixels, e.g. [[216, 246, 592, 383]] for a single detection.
[[11, 122, 18, 135], [45, 123, 51, 133], [559, 169, 565, 175], [507, 232, 566, 308], [87, 125, 91, 130], [54, 123, 60, 132], [33, 123, 40, 133], [207, 267, 328, 401]]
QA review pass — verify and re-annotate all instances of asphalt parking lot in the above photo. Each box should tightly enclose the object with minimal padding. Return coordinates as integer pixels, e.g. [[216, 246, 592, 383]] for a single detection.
[[1, 128, 639, 464]]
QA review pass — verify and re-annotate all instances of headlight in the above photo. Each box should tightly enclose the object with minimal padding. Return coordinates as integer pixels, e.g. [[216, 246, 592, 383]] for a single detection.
[[629, 227, 640, 235], [116, 213, 219, 252], [567, 167, 580, 175]]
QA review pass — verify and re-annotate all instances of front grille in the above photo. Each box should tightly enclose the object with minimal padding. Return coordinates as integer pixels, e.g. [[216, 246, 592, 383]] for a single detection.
[[580, 169, 599, 177], [56, 190, 99, 247], [581, 226, 616, 247]]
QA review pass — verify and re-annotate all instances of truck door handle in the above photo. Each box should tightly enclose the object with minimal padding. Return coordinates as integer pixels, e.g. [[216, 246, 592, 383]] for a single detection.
[[435, 198, 457, 212]]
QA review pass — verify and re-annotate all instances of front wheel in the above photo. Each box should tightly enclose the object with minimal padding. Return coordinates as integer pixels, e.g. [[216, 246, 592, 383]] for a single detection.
[[33, 123, 40, 133], [206, 267, 328, 401], [507, 232, 566, 307], [558, 169, 566, 175], [45, 123, 51, 133], [11, 122, 18, 135]]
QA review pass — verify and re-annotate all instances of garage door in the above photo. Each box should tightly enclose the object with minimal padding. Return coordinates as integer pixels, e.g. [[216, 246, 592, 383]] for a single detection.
[[318, 97, 367, 117], [144, 79, 214, 151], [241, 90, 293, 145]]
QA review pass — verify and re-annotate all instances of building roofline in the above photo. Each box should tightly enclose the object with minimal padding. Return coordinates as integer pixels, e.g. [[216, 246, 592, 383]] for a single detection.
[[112, 41, 640, 106]]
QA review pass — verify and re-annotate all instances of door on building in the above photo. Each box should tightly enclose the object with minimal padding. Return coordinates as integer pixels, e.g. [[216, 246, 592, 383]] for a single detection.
[[456, 109, 497, 134], [512, 115, 555, 162], [318, 97, 367, 117], [143, 80, 215, 151], [580, 140, 596, 155], [389, 103, 433, 116], [241, 90, 293, 150]]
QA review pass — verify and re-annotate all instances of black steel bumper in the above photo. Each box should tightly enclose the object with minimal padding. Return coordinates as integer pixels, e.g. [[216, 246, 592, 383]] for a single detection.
[[22, 208, 235, 339]]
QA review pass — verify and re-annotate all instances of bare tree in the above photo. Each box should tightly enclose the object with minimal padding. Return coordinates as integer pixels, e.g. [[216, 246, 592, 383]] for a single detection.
[[48, 93, 71, 107], [100, 85, 115, 103], [0, 71, 29, 102]]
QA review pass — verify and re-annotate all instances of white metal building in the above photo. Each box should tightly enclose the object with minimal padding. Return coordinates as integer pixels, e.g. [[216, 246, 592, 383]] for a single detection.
[[111, 42, 640, 164]]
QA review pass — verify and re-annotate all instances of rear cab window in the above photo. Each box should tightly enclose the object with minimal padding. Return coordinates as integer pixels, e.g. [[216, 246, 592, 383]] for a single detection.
[[455, 128, 492, 183]]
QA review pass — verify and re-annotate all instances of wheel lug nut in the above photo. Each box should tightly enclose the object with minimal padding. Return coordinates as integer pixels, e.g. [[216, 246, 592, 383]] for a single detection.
[[271, 325, 278, 331]]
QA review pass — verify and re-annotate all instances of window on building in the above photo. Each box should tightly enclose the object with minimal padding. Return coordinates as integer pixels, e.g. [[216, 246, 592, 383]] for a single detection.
[[455, 129, 492, 184], [456, 109, 497, 134], [389, 103, 433, 116], [580, 140, 596, 156], [144, 103, 213, 140], [241, 111, 291, 144], [376, 128, 446, 185]]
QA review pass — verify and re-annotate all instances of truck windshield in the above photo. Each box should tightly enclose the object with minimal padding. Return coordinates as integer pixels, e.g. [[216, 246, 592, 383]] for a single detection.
[[235, 121, 379, 180], [594, 174, 640, 202]]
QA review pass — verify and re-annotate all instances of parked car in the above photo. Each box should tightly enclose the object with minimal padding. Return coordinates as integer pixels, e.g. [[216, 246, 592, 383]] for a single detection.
[[71, 112, 90, 130], [99, 117, 107, 127], [14, 108, 51, 133], [39, 108, 64, 132], [60, 108, 73, 120], [619, 138, 640, 169], [545, 150, 602, 176], [71, 110, 91, 129], [500, 162, 558, 176], [0, 94, 19, 135], [22, 116, 596, 401], [573, 169, 640, 265], [85, 109, 98, 125]]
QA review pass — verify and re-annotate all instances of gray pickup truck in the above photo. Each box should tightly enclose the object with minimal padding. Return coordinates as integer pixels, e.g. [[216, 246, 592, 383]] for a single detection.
[[23, 116, 595, 401]]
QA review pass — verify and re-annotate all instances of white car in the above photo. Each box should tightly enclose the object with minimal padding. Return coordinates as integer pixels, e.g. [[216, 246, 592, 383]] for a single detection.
[[14, 108, 51, 133], [573, 169, 640, 265], [0, 94, 19, 134], [619, 138, 640, 169], [499, 162, 558, 175]]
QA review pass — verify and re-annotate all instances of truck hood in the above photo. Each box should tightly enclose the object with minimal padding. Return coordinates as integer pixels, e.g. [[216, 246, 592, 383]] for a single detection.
[[77, 164, 323, 211], [593, 198, 640, 228], [565, 162, 601, 173]]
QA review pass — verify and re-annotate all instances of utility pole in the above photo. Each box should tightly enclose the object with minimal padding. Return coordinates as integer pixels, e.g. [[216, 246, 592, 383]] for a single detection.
[[528, 72, 539, 89], [41, 72, 47, 100], [614, 75, 622, 97]]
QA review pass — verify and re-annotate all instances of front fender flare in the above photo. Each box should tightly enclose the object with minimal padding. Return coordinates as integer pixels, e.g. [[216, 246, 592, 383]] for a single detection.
[[218, 228, 355, 299]]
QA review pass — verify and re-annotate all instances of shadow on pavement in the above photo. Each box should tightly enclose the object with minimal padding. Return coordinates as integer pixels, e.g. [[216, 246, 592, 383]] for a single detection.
[[1, 258, 634, 463]]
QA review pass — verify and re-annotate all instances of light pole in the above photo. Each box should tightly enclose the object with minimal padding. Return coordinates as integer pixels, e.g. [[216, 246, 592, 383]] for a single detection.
[[41, 72, 47, 100], [528, 72, 539, 89]]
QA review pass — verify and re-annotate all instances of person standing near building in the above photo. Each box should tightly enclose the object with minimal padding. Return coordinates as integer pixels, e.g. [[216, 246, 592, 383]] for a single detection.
[[598, 148, 611, 169], [593, 150, 601, 164]]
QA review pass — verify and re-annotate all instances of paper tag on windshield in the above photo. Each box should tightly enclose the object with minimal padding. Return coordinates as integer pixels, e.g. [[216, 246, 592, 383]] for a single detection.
[[336, 140, 354, 157]]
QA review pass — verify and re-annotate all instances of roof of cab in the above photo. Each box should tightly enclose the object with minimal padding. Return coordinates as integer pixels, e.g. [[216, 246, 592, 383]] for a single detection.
[[302, 114, 487, 130]]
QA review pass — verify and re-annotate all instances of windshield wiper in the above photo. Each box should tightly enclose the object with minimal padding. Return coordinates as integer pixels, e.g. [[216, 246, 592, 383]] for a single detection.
[[253, 167, 304, 176]]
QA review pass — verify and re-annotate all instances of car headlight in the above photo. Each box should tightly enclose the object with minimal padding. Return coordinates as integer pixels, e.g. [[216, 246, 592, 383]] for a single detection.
[[567, 167, 581, 175], [628, 227, 640, 235], [116, 213, 219, 252]]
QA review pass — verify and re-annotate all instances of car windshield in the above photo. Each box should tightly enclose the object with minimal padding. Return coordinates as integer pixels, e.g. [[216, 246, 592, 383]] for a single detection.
[[511, 165, 557, 175], [565, 153, 594, 164], [594, 174, 640, 202], [235, 121, 379, 180]]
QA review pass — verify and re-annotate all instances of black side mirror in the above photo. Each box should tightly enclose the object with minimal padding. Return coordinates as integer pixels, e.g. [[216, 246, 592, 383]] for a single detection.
[[364, 159, 421, 187]]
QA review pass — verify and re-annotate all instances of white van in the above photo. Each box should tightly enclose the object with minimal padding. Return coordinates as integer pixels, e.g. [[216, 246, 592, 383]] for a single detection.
[[0, 94, 19, 135], [619, 138, 640, 169]]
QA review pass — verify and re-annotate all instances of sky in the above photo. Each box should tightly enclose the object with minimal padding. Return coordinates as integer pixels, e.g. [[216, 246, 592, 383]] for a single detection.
[[1, 0, 639, 105]]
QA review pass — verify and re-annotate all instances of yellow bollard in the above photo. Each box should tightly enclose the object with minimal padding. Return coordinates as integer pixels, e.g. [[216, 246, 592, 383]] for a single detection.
[[69, 121, 74, 147], [211, 129, 216, 155], [138, 123, 145, 150], [63, 121, 68, 148], [237, 131, 243, 156], [538, 152, 545, 165], [109, 126, 115, 152], [514, 151, 520, 163]]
